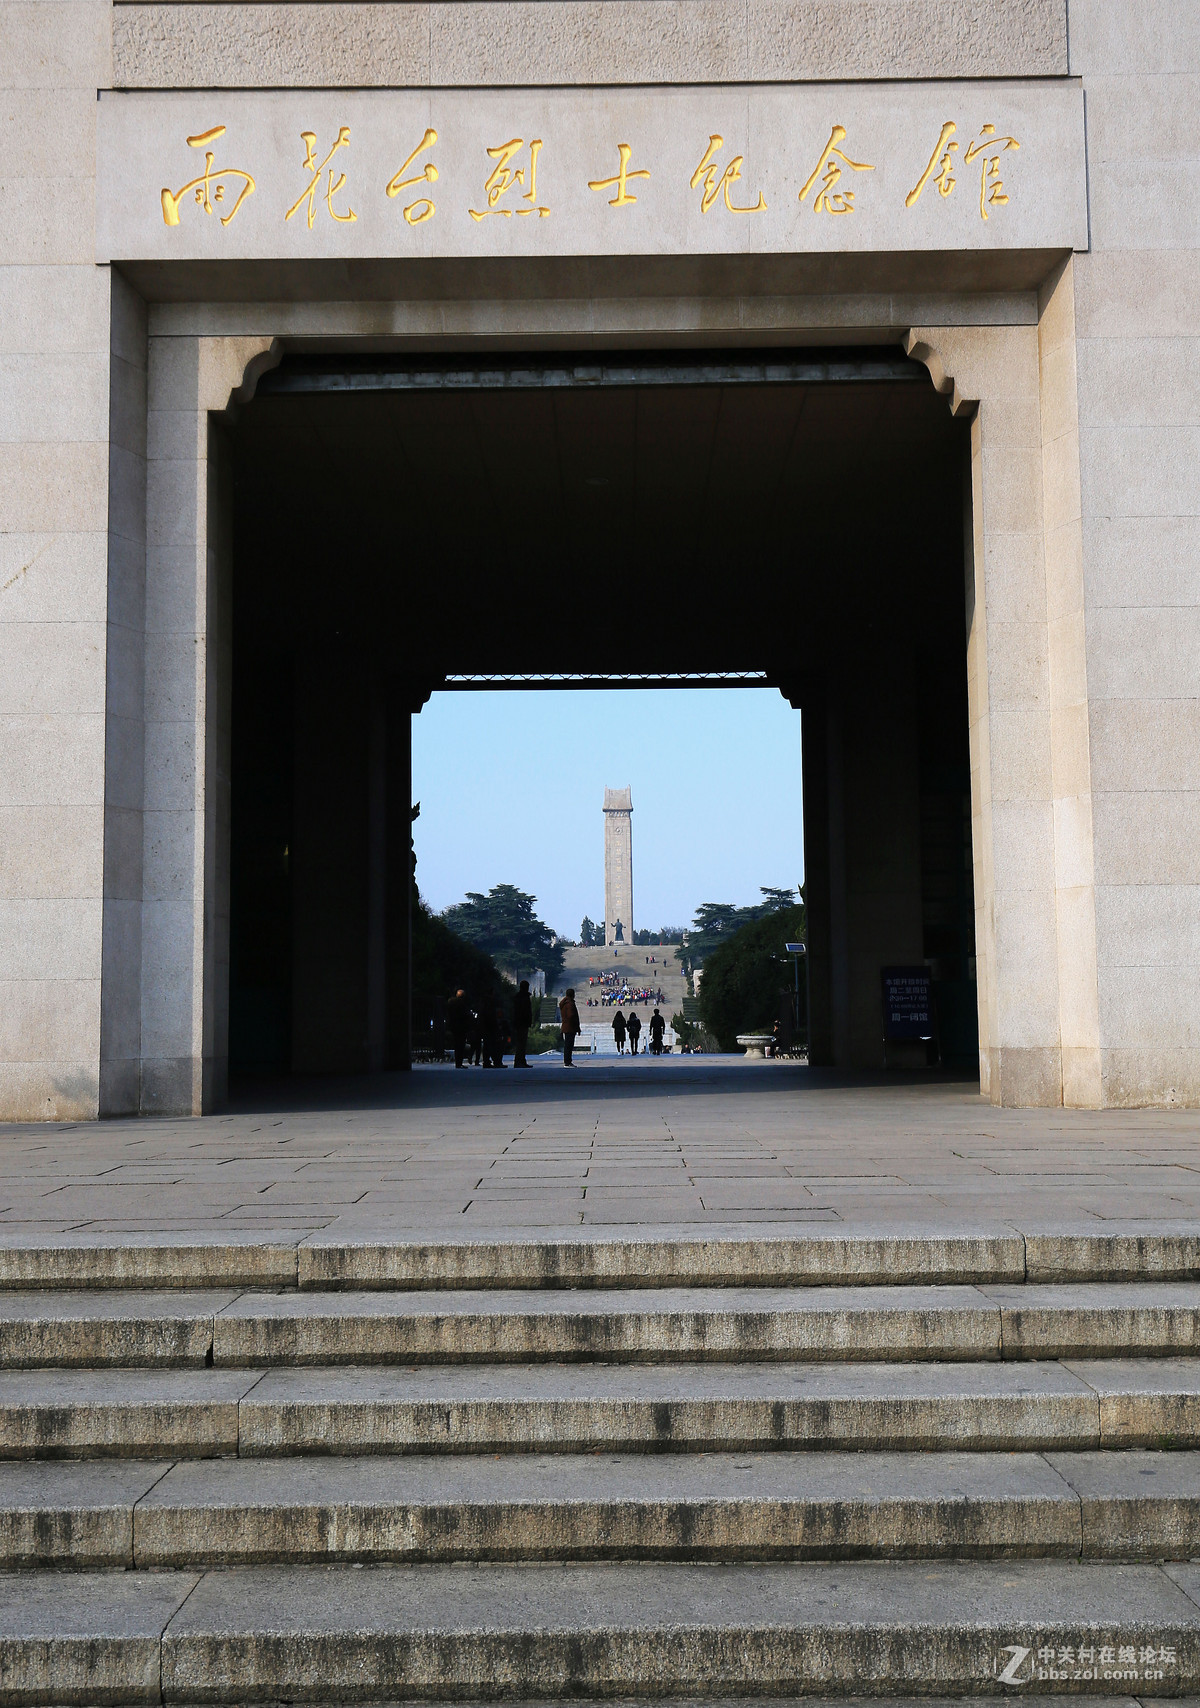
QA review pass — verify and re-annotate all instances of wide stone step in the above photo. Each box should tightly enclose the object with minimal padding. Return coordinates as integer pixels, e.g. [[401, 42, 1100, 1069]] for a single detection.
[[3, 1559, 1200, 1701], [3, 1223, 1199, 1290], [0, 1290, 239, 1368], [204, 1282, 1200, 1367], [4, 1282, 1199, 1367], [3, 1450, 1198, 1568], [2, 1359, 1197, 1457]]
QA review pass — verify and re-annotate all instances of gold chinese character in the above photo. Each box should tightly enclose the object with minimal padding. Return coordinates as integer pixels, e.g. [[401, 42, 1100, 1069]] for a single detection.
[[386, 127, 438, 226], [470, 138, 549, 220], [285, 127, 357, 229], [161, 126, 255, 228], [964, 124, 1019, 220], [588, 142, 651, 208], [690, 135, 766, 214], [906, 120, 959, 208], [906, 120, 1019, 219], [797, 125, 873, 214]]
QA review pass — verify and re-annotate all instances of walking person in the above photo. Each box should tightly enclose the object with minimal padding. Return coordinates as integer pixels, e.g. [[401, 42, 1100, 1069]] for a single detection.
[[649, 1007, 666, 1055], [512, 979, 532, 1068], [612, 1009, 627, 1054], [627, 1010, 642, 1055], [447, 988, 470, 1069], [559, 988, 582, 1067]]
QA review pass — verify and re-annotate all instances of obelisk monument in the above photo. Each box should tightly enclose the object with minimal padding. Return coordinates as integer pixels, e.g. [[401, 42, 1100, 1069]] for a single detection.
[[603, 788, 633, 949]]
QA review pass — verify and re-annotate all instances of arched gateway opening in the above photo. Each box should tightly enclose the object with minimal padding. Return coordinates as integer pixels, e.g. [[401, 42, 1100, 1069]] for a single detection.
[[225, 347, 976, 1089]]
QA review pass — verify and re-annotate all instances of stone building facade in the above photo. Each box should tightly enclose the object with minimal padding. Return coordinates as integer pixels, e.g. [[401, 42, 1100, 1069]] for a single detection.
[[1, 0, 1197, 1117]]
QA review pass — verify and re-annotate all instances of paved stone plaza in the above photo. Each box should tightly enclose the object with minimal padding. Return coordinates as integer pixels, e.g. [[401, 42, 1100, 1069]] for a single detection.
[[3, 1064, 1200, 1240], [4, 1068, 1200, 1699]]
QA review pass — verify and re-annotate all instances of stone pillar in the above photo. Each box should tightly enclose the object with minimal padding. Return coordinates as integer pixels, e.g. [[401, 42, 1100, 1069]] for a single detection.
[[1061, 8, 1200, 1107], [795, 660, 925, 1072], [0, 0, 113, 1120], [1038, 258, 1101, 1108], [138, 334, 279, 1112], [385, 690, 416, 1071], [366, 676, 388, 1074], [290, 658, 417, 1078], [798, 685, 833, 1068], [908, 325, 1063, 1106], [603, 787, 634, 948], [99, 274, 148, 1115], [203, 416, 234, 1110], [843, 659, 926, 1068], [291, 641, 371, 1076]]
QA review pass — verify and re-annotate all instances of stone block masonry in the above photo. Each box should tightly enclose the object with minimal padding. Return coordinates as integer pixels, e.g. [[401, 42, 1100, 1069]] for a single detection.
[[603, 787, 633, 950]]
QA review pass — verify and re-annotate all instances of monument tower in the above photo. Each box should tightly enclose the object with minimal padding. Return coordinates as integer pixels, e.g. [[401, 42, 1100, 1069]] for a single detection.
[[603, 788, 634, 949]]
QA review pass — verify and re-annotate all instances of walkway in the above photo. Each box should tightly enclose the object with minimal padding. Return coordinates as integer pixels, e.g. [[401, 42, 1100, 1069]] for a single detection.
[[2, 1060, 1199, 1240]]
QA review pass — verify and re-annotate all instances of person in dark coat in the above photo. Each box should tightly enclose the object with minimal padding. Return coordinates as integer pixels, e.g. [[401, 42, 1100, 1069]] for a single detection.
[[513, 980, 533, 1068], [559, 988, 582, 1066], [649, 1008, 666, 1054], [626, 1010, 642, 1055], [481, 1001, 505, 1068], [612, 1009, 627, 1054], [446, 988, 470, 1069]]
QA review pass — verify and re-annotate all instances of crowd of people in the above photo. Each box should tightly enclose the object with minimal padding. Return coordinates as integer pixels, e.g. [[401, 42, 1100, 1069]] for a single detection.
[[440, 973, 673, 1072], [445, 979, 534, 1069], [583, 971, 666, 1008], [610, 1006, 669, 1055]]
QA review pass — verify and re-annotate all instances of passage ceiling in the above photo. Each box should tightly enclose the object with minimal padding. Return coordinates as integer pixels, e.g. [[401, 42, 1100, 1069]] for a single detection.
[[233, 350, 968, 680]]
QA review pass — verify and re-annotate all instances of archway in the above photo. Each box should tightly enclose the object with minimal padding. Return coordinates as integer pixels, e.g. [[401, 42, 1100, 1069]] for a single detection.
[[225, 347, 975, 1084]]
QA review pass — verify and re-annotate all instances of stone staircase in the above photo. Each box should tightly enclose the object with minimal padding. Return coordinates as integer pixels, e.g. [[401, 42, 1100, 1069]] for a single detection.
[[2, 1225, 1200, 1700]]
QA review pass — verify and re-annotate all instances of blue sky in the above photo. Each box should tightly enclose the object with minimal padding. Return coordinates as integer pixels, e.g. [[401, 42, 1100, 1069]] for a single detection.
[[412, 688, 804, 939]]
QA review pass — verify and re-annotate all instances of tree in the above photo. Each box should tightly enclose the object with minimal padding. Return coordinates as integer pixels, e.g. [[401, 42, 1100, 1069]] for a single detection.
[[683, 889, 800, 969], [759, 886, 797, 911], [696, 902, 807, 1050], [442, 884, 564, 983], [580, 916, 597, 947], [412, 895, 512, 1016]]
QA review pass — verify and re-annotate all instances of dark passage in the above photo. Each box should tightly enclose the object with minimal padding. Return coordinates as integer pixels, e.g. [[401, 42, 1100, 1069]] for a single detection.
[[227, 349, 975, 1081]]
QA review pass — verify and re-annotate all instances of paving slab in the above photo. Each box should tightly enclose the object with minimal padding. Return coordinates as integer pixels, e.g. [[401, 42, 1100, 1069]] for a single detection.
[[237, 1359, 1102, 1455], [132, 1448, 1081, 1565], [0, 1289, 242, 1367], [158, 1559, 1200, 1700], [1049, 1451, 1200, 1559], [0, 1368, 263, 1458], [0, 1567, 198, 1703], [0, 1459, 169, 1565]]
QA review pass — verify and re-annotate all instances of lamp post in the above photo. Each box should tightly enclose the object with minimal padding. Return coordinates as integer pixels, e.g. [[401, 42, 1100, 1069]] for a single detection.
[[785, 942, 808, 1058]]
